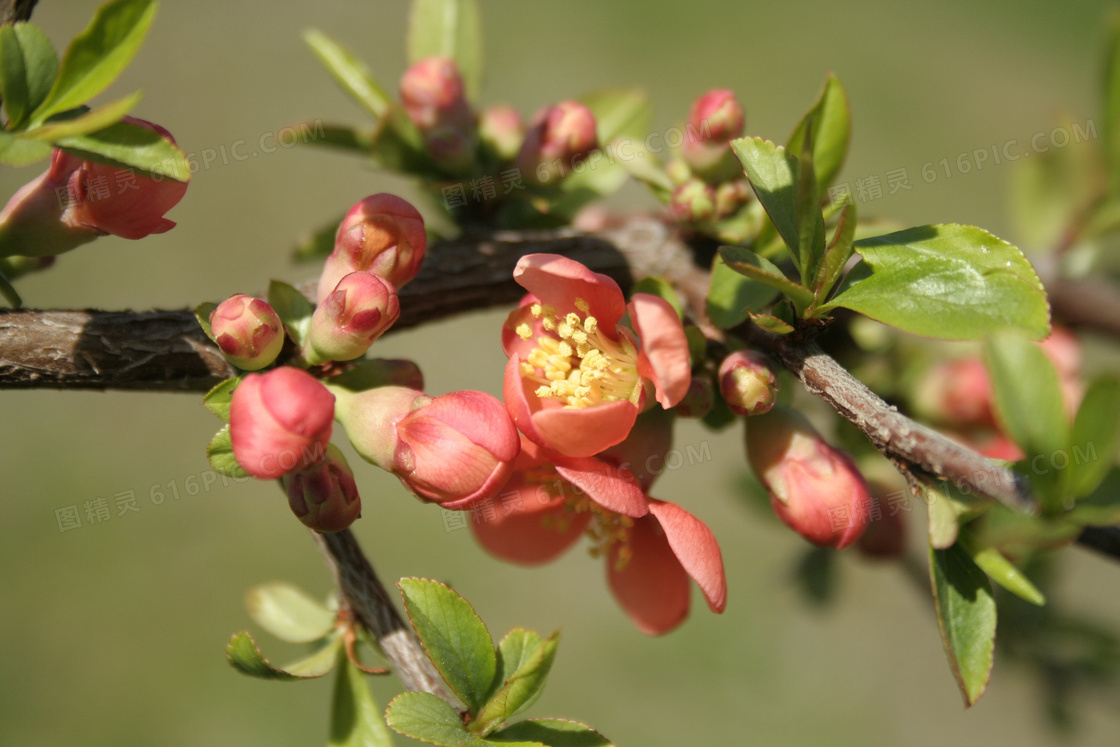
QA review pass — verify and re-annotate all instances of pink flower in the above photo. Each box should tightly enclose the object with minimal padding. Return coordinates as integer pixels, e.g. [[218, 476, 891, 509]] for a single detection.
[[502, 254, 691, 458], [209, 293, 285, 371], [306, 271, 400, 363], [230, 367, 335, 480], [0, 117, 188, 257], [317, 194, 427, 303], [746, 407, 870, 549], [470, 420, 725, 635], [282, 444, 362, 532], [334, 386, 520, 509]]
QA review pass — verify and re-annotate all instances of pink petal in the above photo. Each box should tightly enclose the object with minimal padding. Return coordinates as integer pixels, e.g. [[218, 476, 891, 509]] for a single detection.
[[501, 303, 544, 360], [472, 496, 591, 565], [600, 408, 675, 491], [554, 457, 649, 517], [629, 294, 691, 408], [531, 399, 637, 458], [607, 515, 691, 635], [648, 499, 726, 613], [503, 355, 545, 445], [514, 254, 627, 332]]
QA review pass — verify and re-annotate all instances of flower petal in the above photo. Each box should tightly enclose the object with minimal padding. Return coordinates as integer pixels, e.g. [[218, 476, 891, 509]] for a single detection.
[[531, 399, 637, 458], [554, 457, 648, 518], [629, 293, 691, 408], [472, 494, 590, 565], [607, 515, 691, 635], [648, 499, 726, 613], [514, 254, 627, 332], [501, 301, 543, 360]]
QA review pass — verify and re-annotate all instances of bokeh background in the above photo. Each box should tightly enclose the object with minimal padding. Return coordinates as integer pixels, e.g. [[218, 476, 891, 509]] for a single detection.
[[2, 1, 1119, 745]]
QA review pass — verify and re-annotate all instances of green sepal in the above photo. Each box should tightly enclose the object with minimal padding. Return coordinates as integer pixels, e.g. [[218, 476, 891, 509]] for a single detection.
[[207, 424, 248, 479], [718, 245, 814, 312], [329, 652, 395, 747], [30, 0, 156, 126], [471, 629, 559, 735], [0, 22, 58, 130], [929, 541, 996, 708], [203, 377, 239, 422], [786, 73, 851, 190], [303, 29, 391, 120], [268, 280, 314, 349], [407, 0, 483, 101], [632, 276, 683, 319], [193, 302, 217, 341], [398, 577, 497, 715], [226, 630, 341, 680], [246, 582, 335, 644]]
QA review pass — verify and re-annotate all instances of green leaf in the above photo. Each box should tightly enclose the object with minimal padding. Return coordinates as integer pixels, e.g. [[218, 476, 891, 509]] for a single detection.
[[292, 213, 344, 263], [202, 377, 238, 422], [0, 22, 58, 130], [408, 0, 483, 101], [786, 74, 851, 190], [55, 118, 190, 180], [718, 245, 814, 311], [330, 654, 394, 747], [984, 332, 1069, 510], [731, 137, 801, 261], [749, 312, 795, 335], [226, 630, 340, 680], [247, 582, 335, 644], [706, 252, 780, 329], [1067, 377, 1120, 500], [31, 0, 156, 125], [386, 691, 488, 747], [821, 225, 1050, 340], [471, 631, 559, 735], [811, 199, 856, 302], [579, 88, 651, 145], [23, 93, 138, 141], [398, 578, 496, 715], [0, 268, 22, 307], [193, 302, 217, 342], [488, 719, 613, 746], [631, 276, 682, 319], [1066, 468, 1120, 526], [296, 122, 374, 154], [268, 280, 314, 349], [795, 545, 836, 607], [923, 480, 979, 550], [303, 29, 391, 120], [958, 530, 1045, 606], [207, 424, 248, 479], [791, 121, 825, 279], [0, 129, 51, 165], [1105, 12, 1120, 194], [929, 541, 996, 707]]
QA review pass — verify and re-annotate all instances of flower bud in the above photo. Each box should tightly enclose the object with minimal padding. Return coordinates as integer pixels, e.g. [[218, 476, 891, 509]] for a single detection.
[[914, 358, 995, 429], [335, 386, 520, 509], [714, 179, 750, 218], [0, 118, 188, 257], [746, 407, 870, 549], [282, 444, 362, 532], [479, 104, 524, 162], [516, 101, 598, 185], [209, 293, 285, 370], [400, 57, 472, 131], [230, 367, 335, 480], [317, 194, 427, 303], [719, 350, 779, 416], [306, 272, 400, 363], [682, 89, 745, 183], [675, 377, 714, 419], [669, 179, 717, 225], [856, 490, 907, 560]]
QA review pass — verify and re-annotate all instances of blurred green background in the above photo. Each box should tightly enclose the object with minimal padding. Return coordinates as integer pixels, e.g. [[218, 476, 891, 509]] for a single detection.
[[2, 1, 1120, 745]]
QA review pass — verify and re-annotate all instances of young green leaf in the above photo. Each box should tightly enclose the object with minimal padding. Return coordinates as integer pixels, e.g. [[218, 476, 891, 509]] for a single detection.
[[706, 253, 780, 329], [0, 22, 59, 130], [0, 128, 51, 165], [793, 122, 825, 279], [749, 312, 795, 335], [202, 377, 238, 422], [810, 199, 856, 302], [929, 541, 996, 708], [786, 73, 851, 190], [226, 630, 340, 680], [207, 424, 248, 479], [303, 29, 391, 120], [958, 530, 1046, 606], [386, 691, 488, 747], [408, 0, 483, 101], [30, 0, 156, 125], [295, 122, 374, 154], [821, 224, 1050, 340], [329, 654, 394, 747], [22, 93, 138, 142], [246, 582, 336, 644], [398, 578, 497, 715], [488, 719, 614, 746], [55, 118, 190, 181], [471, 631, 560, 735], [268, 280, 314, 349], [579, 87, 651, 145], [1067, 377, 1120, 500], [730, 137, 801, 261], [718, 245, 814, 312], [1066, 468, 1120, 526]]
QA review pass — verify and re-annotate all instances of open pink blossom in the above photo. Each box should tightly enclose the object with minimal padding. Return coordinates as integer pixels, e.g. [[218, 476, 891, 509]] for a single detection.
[[470, 417, 725, 635], [230, 367, 335, 480], [502, 254, 691, 458]]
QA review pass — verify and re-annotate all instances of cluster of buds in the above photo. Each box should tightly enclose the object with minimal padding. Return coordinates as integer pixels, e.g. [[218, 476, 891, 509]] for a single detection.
[[400, 57, 478, 175], [0, 117, 188, 262]]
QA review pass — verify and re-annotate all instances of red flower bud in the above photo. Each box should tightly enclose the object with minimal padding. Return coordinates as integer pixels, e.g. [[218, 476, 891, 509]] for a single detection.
[[317, 194, 427, 303], [230, 367, 335, 480], [669, 179, 717, 224], [746, 407, 870, 549], [479, 104, 524, 162], [682, 90, 745, 183], [516, 101, 598, 185], [400, 57, 472, 131], [307, 272, 400, 363], [915, 358, 996, 429], [719, 350, 779, 416], [209, 294, 284, 371], [675, 377, 714, 418], [282, 444, 362, 532]]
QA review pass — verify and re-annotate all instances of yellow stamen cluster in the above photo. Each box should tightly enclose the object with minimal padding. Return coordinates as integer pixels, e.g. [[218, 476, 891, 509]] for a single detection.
[[517, 298, 641, 408], [537, 494, 635, 570]]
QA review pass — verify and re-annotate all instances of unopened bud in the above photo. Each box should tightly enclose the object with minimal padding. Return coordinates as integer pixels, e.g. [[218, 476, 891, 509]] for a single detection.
[[210, 294, 285, 371], [516, 101, 598, 185], [400, 58, 472, 131], [914, 358, 995, 429], [669, 179, 717, 225], [682, 89, 745, 183], [307, 272, 400, 363], [283, 444, 362, 532], [856, 490, 907, 560], [714, 179, 751, 218], [675, 377, 714, 418], [719, 350, 779, 416], [479, 104, 524, 162]]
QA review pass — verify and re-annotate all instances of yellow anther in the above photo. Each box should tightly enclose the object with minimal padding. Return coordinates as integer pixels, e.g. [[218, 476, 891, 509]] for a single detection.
[[584, 316, 598, 334], [530, 303, 543, 318], [575, 298, 590, 313], [515, 323, 532, 339], [557, 341, 573, 357]]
